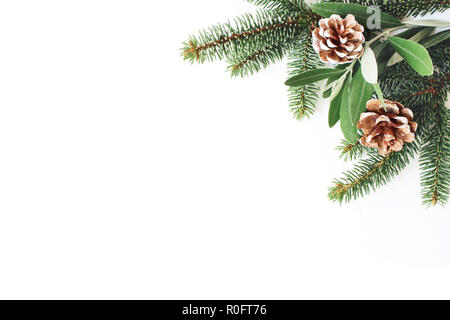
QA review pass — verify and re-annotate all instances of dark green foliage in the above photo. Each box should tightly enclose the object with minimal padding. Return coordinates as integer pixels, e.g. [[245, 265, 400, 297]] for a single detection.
[[287, 31, 322, 119], [226, 42, 295, 77], [420, 103, 450, 206], [329, 141, 420, 203], [328, 0, 450, 18], [310, 2, 402, 28], [337, 140, 367, 161], [245, 0, 303, 12]]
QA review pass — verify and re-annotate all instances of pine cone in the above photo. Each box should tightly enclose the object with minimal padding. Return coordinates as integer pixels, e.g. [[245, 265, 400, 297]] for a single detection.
[[312, 14, 365, 64], [357, 100, 418, 156]]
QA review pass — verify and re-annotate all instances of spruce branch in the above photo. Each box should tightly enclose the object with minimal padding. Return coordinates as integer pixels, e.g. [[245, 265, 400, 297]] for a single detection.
[[329, 0, 450, 18], [287, 30, 322, 119], [382, 0, 450, 18], [182, 9, 313, 63], [245, 0, 304, 12], [420, 102, 450, 207], [226, 42, 295, 77], [337, 139, 367, 161], [329, 141, 420, 203]]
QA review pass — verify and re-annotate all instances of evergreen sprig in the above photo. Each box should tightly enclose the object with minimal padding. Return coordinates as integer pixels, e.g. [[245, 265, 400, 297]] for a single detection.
[[337, 139, 367, 161], [226, 41, 295, 77], [287, 30, 322, 119], [420, 102, 450, 206], [329, 0, 450, 18], [245, 0, 304, 12], [329, 142, 419, 203], [182, 9, 313, 64]]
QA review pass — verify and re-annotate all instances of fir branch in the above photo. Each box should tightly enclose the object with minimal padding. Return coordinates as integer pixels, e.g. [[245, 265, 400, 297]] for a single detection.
[[329, 140, 420, 203], [245, 0, 304, 12], [417, 45, 450, 206], [182, 9, 312, 63], [420, 102, 450, 207], [328, 0, 450, 18], [287, 30, 322, 119], [382, 0, 450, 18], [337, 139, 367, 161], [226, 42, 295, 77]]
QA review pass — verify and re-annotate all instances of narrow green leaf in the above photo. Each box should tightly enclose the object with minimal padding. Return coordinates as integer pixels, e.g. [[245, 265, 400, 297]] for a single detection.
[[360, 46, 378, 84], [387, 28, 434, 67], [329, 74, 347, 100], [309, 3, 402, 29], [377, 28, 428, 76], [328, 75, 348, 128], [376, 27, 428, 62], [387, 36, 434, 76], [339, 75, 354, 142], [373, 83, 386, 110], [285, 68, 345, 87], [406, 19, 450, 28], [323, 87, 333, 99], [322, 65, 347, 98], [340, 70, 373, 143], [420, 30, 450, 49]]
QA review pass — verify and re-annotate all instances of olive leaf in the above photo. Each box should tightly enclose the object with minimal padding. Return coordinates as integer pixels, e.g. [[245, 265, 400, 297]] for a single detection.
[[373, 83, 386, 110], [322, 65, 347, 98], [360, 46, 378, 84], [387, 28, 434, 67], [329, 73, 348, 100], [340, 69, 374, 142], [387, 36, 434, 76], [420, 30, 450, 49], [405, 19, 450, 28], [339, 75, 355, 142], [285, 68, 345, 87], [328, 74, 349, 128]]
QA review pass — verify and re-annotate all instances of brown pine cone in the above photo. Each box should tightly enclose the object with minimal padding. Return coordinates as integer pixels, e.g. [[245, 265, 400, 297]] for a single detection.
[[357, 100, 418, 156], [312, 14, 365, 64]]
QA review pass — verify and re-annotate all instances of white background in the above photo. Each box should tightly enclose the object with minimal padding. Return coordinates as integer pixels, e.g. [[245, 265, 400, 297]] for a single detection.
[[0, 0, 449, 299]]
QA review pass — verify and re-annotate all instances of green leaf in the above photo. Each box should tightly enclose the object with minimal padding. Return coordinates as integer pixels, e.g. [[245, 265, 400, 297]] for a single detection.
[[323, 87, 333, 99], [376, 27, 428, 76], [340, 70, 373, 143], [328, 92, 343, 128], [322, 65, 347, 98], [339, 75, 354, 142], [309, 3, 402, 29], [329, 74, 347, 100], [405, 19, 450, 28], [387, 36, 434, 76], [387, 28, 434, 67], [420, 30, 450, 49], [328, 75, 348, 128], [360, 46, 378, 84], [285, 68, 345, 87], [373, 83, 386, 110], [376, 27, 428, 62]]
